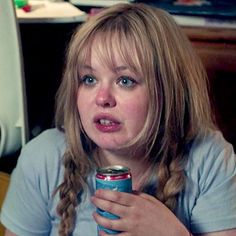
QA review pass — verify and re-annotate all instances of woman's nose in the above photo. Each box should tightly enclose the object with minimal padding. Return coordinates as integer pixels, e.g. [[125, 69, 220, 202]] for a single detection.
[[95, 87, 116, 108]]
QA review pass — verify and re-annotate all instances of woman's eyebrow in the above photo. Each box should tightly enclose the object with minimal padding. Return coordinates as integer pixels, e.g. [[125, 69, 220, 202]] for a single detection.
[[114, 66, 129, 72], [80, 64, 93, 71], [80, 65, 130, 73]]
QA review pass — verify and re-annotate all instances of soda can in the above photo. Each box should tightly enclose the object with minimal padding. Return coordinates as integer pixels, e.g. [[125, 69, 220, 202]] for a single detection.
[[95, 165, 132, 235]]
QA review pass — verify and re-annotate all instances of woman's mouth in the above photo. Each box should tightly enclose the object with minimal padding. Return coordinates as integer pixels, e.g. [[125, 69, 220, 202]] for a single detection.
[[94, 115, 121, 132]]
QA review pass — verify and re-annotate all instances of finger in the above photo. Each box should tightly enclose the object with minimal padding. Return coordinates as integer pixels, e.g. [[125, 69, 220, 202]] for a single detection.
[[93, 211, 127, 232], [99, 230, 130, 236], [91, 196, 128, 217], [95, 189, 135, 206], [138, 192, 159, 204], [98, 230, 109, 236]]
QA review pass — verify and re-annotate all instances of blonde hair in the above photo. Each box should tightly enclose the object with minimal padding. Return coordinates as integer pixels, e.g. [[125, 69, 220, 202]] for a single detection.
[[55, 3, 215, 235]]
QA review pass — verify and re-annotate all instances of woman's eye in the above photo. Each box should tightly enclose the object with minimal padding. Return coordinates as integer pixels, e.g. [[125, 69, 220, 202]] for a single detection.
[[118, 76, 136, 88], [81, 75, 97, 86]]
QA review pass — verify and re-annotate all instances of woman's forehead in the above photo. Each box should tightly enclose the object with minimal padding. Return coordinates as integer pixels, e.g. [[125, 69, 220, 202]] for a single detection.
[[81, 34, 142, 73]]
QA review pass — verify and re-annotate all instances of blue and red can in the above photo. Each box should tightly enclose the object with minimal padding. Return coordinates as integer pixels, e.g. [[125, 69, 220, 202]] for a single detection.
[[95, 165, 132, 234]]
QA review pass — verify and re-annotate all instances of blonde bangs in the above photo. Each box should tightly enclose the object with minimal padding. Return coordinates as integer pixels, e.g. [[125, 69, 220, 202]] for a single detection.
[[77, 25, 147, 81]]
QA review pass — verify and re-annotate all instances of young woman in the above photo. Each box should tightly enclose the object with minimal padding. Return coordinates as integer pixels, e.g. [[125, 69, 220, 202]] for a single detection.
[[1, 3, 236, 236]]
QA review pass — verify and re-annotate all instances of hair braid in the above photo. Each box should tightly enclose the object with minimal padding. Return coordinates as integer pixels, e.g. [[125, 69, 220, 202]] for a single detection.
[[55, 151, 88, 236], [155, 135, 190, 211], [156, 154, 186, 211]]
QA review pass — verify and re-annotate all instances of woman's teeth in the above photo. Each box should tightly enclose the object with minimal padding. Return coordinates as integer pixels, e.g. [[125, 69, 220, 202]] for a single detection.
[[99, 119, 113, 125]]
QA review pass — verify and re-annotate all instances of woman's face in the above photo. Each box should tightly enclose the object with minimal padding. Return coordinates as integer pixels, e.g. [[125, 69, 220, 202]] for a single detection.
[[77, 43, 149, 153]]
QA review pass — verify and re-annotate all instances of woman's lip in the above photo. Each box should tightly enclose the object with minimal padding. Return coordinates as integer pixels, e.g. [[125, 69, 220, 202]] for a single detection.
[[93, 114, 122, 133], [93, 114, 121, 124]]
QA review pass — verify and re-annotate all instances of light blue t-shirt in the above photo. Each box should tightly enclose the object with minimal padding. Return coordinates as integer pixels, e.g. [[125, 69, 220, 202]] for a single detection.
[[1, 128, 236, 235]]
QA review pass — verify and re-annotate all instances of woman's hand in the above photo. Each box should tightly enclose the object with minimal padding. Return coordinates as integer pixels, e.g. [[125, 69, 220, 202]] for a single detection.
[[91, 189, 190, 236]]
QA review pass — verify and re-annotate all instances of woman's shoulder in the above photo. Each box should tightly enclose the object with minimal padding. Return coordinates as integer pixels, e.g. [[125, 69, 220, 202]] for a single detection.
[[3, 129, 67, 223], [22, 128, 66, 154], [25, 128, 66, 148], [190, 129, 234, 157], [187, 128, 235, 177], [17, 128, 66, 173]]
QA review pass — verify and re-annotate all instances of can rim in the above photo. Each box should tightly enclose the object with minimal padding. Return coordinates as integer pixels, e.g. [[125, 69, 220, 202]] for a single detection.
[[96, 172, 131, 180], [96, 165, 130, 176]]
